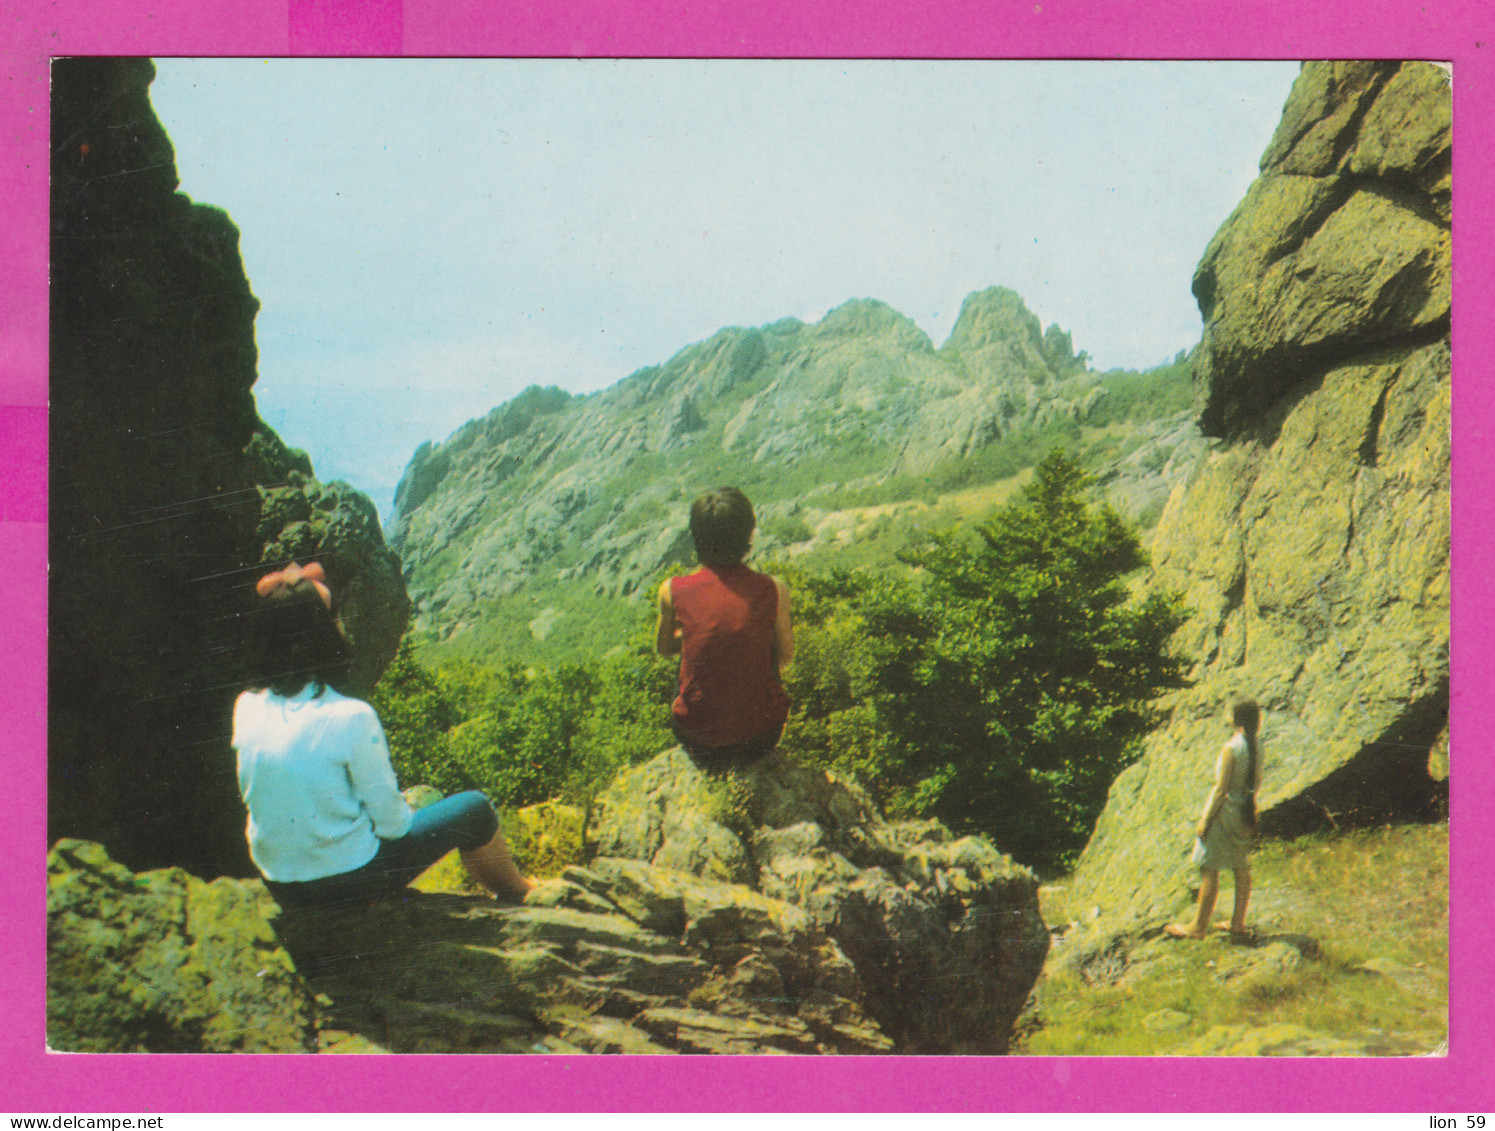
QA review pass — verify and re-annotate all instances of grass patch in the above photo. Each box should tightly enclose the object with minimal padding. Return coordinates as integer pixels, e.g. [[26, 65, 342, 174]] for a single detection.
[[1015, 821, 1448, 1056]]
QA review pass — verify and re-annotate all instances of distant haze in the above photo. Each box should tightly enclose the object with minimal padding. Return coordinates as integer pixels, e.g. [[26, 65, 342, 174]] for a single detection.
[[150, 58, 1301, 520]]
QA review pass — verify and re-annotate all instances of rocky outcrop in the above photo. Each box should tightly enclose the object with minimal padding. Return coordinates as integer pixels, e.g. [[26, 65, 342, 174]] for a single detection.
[[590, 748, 1050, 1053], [47, 839, 317, 1052], [48, 836, 889, 1054], [49, 58, 409, 878], [1193, 61, 1450, 437], [48, 747, 1047, 1054], [1067, 62, 1450, 929]]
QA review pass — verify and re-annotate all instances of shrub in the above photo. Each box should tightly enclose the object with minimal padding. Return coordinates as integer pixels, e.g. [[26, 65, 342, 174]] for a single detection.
[[779, 450, 1187, 873]]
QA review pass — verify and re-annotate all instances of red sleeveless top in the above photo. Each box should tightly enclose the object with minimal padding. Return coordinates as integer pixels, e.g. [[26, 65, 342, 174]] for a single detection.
[[670, 564, 789, 748]]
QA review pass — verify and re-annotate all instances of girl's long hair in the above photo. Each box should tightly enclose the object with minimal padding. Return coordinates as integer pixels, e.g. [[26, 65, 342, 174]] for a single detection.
[[1233, 698, 1261, 829], [245, 576, 351, 697]]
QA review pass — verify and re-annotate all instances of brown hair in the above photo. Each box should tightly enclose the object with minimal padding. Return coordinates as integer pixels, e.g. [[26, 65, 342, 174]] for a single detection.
[[689, 487, 756, 566], [1232, 698, 1261, 827]]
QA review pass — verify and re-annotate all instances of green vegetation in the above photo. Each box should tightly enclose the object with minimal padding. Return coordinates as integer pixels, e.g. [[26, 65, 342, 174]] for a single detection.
[[1016, 821, 1448, 1056], [1082, 353, 1195, 427], [402, 354, 1196, 670], [775, 451, 1187, 872], [379, 450, 1184, 876], [372, 633, 676, 813]]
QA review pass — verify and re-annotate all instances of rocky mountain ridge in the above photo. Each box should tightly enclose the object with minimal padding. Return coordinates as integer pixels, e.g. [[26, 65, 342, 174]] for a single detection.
[[389, 288, 1202, 649]]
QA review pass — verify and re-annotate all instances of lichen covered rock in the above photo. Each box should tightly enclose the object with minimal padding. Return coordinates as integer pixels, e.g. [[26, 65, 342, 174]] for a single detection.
[[592, 747, 1049, 1053], [1193, 62, 1450, 437], [47, 839, 317, 1053]]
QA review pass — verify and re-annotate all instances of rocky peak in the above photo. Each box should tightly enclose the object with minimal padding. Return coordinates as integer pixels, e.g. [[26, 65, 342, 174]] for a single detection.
[[589, 748, 1050, 1052], [942, 285, 1079, 380], [49, 58, 409, 878]]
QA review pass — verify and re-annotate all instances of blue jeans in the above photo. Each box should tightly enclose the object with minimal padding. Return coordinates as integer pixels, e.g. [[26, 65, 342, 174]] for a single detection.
[[264, 790, 500, 911]]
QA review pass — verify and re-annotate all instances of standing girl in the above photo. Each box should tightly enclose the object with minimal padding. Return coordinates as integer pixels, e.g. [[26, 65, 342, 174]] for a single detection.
[[1166, 698, 1263, 939], [233, 561, 533, 910]]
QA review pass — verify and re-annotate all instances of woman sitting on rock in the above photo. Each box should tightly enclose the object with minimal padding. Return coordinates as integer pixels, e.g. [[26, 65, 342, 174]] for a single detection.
[[1166, 698, 1263, 939], [656, 488, 794, 771], [233, 561, 534, 910]]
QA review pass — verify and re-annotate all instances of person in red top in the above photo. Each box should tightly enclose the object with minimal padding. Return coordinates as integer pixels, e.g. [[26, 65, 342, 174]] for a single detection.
[[656, 488, 794, 770]]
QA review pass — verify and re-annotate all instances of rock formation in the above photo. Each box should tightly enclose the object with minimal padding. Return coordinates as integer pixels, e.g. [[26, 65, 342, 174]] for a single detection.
[[1066, 61, 1450, 929], [48, 750, 1046, 1054], [47, 839, 317, 1052], [590, 748, 1050, 1053], [49, 57, 409, 878]]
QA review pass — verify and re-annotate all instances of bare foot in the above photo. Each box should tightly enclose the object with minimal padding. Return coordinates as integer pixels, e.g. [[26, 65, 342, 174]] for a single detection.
[[508, 876, 539, 904], [1214, 921, 1254, 938], [1165, 923, 1206, 939]]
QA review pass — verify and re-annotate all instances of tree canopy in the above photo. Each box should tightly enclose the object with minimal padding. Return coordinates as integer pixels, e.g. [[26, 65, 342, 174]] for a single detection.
[[780, 450, 1187, 871]]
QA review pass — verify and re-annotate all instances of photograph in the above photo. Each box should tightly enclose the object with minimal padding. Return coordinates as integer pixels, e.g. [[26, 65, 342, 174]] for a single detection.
[[7, 0, 1490, 1116]]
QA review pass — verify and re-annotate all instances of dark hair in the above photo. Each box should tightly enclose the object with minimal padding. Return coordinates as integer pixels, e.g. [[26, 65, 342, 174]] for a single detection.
[[689, 487, 756, 566], [1232, 698, 1261, 828], [246, 578, 351, 697]]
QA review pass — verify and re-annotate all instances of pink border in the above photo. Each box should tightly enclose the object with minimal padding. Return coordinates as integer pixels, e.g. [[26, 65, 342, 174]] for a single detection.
[[3, 0, 1487, 1112]]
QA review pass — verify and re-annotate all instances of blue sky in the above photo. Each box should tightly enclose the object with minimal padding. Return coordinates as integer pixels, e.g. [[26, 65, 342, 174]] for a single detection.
[[150, 59, 1301, 521]]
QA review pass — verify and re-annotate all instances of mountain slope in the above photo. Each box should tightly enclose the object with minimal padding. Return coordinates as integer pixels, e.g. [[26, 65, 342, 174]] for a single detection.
[[390, 289, 1200, 658]]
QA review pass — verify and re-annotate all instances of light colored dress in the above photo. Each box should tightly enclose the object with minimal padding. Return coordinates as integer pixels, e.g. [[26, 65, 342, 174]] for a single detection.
[[1192, 732, 1258, 870]]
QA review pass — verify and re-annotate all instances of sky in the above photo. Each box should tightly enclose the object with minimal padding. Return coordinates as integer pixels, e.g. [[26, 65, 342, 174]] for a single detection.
[[149, 59, 1302, 521]]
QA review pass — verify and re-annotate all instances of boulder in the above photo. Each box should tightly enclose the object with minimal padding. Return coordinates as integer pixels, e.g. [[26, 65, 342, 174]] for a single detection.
[[48, 838, 890, 1055], [387, 286, 1113, 643], [591, 747, 1049, 1053], [1067, 61, 1449, 930], [251, 431, 409, 697], [47, 839, 317, 1053]]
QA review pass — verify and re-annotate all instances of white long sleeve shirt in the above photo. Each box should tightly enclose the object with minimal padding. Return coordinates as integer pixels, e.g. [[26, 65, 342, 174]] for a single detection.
[[233, 684, 414, 882]]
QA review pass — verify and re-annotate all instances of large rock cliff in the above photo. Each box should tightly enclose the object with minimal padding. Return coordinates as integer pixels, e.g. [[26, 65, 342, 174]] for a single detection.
[[1066, 61, 1450, 929], [49, 58, 409, 878]]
